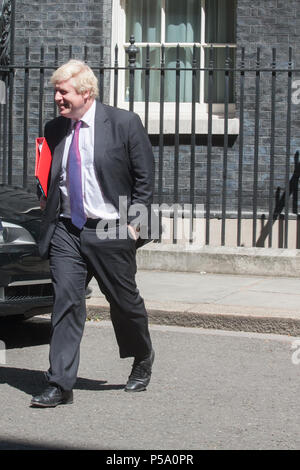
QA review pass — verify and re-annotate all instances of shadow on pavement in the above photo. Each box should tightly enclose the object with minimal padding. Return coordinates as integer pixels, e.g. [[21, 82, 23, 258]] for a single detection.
[[0, 316, 125, 398], [0, 436, 109, 450], [0, 439, 73, 450], [0, 366, 125, 396]]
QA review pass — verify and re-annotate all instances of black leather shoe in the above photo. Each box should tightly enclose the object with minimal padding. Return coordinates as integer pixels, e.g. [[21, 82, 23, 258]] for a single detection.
[[125, 349, 155, 392], [30, 385, 73, 408]]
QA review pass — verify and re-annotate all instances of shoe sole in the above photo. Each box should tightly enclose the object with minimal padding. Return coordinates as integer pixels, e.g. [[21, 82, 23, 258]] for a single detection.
[[124, 386, 147, 392], [30, 399, 73, 408], [124, 377, 151, 392]]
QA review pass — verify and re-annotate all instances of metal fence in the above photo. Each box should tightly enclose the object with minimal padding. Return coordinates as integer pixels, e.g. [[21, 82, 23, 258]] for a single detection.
[[0, 39, 300, 248]]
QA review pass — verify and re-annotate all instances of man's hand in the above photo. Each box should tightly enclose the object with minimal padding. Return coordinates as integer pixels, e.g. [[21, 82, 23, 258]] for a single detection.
[[127, 224, 140, 241], [40, 195, 46, 211]]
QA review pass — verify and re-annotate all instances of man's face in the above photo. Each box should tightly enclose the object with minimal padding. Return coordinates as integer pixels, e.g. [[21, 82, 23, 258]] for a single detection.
[[54, 79, 90, 121]]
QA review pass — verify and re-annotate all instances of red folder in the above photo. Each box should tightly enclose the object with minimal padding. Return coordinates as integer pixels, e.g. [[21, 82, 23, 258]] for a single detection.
[[35, 137, 52, 198]]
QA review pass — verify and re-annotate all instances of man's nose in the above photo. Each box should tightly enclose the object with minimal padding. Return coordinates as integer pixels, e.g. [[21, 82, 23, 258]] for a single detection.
[[55, 91, 62, 101]]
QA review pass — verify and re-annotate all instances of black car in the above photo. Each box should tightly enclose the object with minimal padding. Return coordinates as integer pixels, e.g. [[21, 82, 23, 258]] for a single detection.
[[0, 184, 53, 318]]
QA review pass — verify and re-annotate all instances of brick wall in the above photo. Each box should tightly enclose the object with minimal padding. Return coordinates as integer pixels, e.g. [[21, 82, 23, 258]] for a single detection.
[[5, 0, 300, 227], [9, 0, 112, 187], [234, 0, 300, 214], [14, 0, 111, 61], [151, 0, 300, 218]]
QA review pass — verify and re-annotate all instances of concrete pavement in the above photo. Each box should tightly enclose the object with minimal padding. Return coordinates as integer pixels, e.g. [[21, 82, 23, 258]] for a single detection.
[[87, 250, 300, 336], [3, 243, 300, 449], [1, 319, 300, 449]]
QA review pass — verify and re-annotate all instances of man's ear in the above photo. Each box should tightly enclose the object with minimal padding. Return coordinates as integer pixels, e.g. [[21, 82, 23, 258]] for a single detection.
[[83, 90, 91, 101]]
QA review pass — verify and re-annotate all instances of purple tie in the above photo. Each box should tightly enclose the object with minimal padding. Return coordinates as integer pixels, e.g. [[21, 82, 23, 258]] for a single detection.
[[67, 120, 86, 229]]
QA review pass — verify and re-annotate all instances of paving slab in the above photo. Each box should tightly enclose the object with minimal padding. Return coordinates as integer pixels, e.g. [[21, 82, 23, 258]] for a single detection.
[[86, 271, 300, 336]]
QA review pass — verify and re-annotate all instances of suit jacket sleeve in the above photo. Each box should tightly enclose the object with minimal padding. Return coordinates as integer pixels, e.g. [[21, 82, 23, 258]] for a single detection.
[[127, 112, 154, 228]]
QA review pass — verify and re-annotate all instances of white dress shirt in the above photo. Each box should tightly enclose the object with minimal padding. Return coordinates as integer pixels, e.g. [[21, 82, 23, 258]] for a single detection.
[[59, 100, 119, 220]]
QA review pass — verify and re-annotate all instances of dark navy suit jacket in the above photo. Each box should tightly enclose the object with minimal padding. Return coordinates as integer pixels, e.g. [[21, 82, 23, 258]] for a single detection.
[[38, 101, 156, 259]]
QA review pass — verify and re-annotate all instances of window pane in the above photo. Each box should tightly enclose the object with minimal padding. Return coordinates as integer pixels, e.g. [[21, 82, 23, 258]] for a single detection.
[[205, 0, 236, 43], [126, 0, 161, 43], [165, 47, 200, 102], [125, 46, 200, 103], [125, 47, 161, 102], [204, 47, 235, 103], [165, 0, 201, 43]]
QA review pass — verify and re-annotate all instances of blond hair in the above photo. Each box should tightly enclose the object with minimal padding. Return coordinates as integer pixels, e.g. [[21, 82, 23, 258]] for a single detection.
[[51, 60, 99, 99]]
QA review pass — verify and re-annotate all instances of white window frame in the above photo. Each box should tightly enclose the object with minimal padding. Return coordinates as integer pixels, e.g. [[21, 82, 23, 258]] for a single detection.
[[111, 0, 239, 135]]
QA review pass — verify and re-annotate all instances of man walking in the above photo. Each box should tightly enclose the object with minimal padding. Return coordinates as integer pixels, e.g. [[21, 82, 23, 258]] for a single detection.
[[31, 60, 155, 407]]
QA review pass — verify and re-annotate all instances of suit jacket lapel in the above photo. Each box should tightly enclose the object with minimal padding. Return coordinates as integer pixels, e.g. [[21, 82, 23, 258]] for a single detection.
[[94, 101, 110, 175], [49, 118, 70, 189]]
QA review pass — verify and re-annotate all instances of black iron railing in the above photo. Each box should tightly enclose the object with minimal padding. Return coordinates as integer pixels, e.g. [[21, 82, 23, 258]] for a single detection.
[[0, 39, 299, 248]]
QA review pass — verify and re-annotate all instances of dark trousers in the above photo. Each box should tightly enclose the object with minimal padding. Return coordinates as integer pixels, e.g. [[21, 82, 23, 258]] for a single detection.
[[45, 219, 152, 391]]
